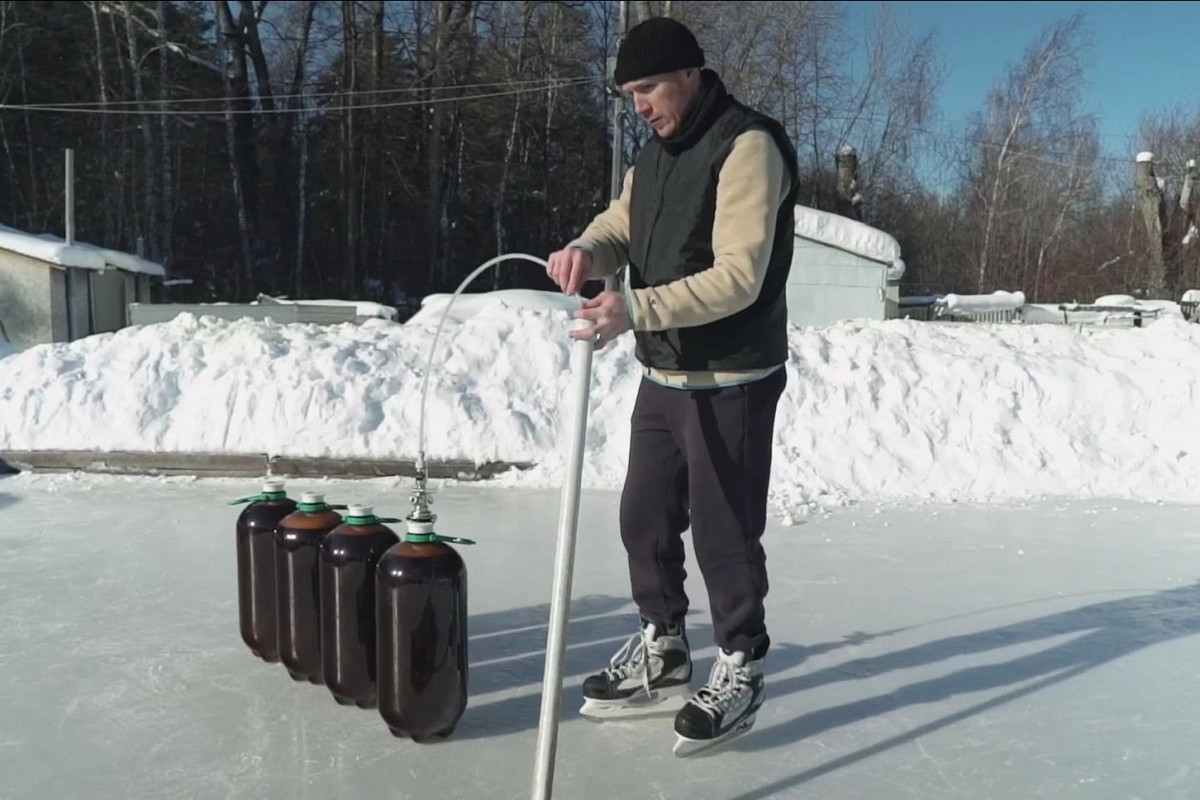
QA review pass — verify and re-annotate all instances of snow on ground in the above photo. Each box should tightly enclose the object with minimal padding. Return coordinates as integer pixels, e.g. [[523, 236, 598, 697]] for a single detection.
[[2, 472, 1200, 800], [5, 296, 1200, 518]]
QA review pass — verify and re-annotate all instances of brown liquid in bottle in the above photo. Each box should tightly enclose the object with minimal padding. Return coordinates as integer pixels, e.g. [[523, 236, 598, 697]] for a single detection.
[[320, 506, 399, 708], [235, 483, 297, 662], [275, 494, 343, 684], [376, 537, 468, 741]]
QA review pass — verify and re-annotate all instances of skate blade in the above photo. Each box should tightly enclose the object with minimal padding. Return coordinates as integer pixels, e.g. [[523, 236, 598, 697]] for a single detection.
[[579, 685, 690, 721], [672, 713, 756, 758]]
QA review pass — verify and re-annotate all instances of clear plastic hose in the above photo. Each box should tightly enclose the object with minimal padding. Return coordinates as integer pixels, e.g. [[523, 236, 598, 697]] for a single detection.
[[416, 253, 551, 472]]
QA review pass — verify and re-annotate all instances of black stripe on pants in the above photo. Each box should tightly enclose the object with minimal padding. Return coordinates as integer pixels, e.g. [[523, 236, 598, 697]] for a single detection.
[[619, 367, 786, 658]]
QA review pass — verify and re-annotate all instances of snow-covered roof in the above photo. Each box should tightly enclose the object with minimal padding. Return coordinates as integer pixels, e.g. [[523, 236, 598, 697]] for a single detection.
[[256, 295, 399, 321], [0, 223, 165, 276], [935, 290, 1025, 315], [793, 205, 905, 281]]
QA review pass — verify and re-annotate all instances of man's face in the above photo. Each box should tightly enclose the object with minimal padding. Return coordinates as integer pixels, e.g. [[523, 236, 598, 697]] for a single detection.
[[622, 69, 699, 138]]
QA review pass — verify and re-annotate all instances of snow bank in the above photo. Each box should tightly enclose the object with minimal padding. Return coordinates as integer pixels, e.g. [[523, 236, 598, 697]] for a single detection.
[[5, 300, 1200, 518], [407, 289, 583, 325], [793, 206, 906, 281], [0, 223, 164, 276]]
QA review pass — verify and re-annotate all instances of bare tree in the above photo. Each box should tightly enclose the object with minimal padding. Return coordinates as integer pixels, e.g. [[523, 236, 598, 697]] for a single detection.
[[215, 0, 255, 294], [341, 0, 360, 295], [124, 0, 158, 260], [970, 13, 1088, 292], [1137, 105, 1200, 293], [492, 1, 534, 288], [90, 0, 114, 244], [157, 0, 173, 267], [1029, 121, 1098, 301], [1135, 152, 1167, 297]]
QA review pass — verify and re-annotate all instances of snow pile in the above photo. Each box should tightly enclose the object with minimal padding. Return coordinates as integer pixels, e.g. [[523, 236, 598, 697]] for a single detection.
[[6, 299, 1200, 517], [0, 223, 164, 276], [793, 206, 905, 281], [407, 289, 583, 325]]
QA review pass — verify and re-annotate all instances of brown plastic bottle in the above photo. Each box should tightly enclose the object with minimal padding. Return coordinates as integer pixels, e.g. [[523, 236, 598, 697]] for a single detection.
[[233, 479, 297, 663], [319, 504, 400, 708], [275, 492, 344, 684], [375, 518, 473, 742]]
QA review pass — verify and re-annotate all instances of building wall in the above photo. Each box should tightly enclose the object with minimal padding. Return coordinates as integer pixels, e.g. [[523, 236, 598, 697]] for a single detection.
[[786, 237, 890, 328], [50, 268, 70, 341], [66, 267, 91, 340], [0, 250, 55, 347], [90, 268, 127, 333]]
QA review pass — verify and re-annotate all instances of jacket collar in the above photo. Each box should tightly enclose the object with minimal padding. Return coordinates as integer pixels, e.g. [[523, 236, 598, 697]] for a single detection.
[[658, 69, 732, 155]]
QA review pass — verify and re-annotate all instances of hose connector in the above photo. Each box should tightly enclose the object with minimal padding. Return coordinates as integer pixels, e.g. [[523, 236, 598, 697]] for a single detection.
[[407, 451, 436, 535]]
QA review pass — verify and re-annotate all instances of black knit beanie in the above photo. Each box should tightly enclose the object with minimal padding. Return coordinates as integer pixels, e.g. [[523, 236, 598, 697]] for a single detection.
[[613, 17, 705, 85]]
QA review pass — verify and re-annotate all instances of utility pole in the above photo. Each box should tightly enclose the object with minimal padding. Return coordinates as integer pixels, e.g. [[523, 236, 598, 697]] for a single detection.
[[65, 149, 75, 246], [605, 0, 629, 293], [608, 0, 628, 203]]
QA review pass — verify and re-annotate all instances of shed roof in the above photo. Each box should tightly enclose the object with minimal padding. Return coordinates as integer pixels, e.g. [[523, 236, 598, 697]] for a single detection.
[[793, 205, 905, 281], [0, 223, 165, 276]]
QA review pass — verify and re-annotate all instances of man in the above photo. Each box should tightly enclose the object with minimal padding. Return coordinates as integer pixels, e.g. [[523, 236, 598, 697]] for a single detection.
[[546, 17, 799, 751]]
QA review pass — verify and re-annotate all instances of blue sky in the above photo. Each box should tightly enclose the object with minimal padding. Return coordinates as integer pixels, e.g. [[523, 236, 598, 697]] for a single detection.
[[845, 1, 1200, 160]]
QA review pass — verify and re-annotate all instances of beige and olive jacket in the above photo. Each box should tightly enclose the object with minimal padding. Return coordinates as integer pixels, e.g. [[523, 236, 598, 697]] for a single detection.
[[569, 128, 793, 389]]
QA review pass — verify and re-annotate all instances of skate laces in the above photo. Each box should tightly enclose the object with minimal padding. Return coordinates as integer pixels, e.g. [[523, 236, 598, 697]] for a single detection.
[[604, 631, 647, 678], [692, 655, 750, 715], [604, 627, 661, 697]]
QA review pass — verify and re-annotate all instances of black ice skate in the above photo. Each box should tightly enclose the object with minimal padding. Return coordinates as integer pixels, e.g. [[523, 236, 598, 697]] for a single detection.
[[672, 648, 764, 756], [579, 619, 692, 720]]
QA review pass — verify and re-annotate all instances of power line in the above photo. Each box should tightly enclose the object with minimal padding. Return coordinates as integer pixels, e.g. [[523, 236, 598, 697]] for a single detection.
[[0, 78, 602, 117], [16, 75, 602, 109]]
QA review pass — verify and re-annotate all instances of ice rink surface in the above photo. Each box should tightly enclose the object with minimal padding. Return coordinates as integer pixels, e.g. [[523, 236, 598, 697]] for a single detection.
[[3, 472, 1200, 799]]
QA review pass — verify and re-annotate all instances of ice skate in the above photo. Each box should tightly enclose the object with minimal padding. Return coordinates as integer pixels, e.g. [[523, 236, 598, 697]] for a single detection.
[[579, 619, 692, 720], [672, 648, 764, 757]]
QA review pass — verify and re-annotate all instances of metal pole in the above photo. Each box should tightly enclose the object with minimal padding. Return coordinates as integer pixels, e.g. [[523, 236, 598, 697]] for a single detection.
[[530, 319, 594, 800], [604, 1, 629, 295], [65, 149, 75, 246], [608, 0, 627, 203]]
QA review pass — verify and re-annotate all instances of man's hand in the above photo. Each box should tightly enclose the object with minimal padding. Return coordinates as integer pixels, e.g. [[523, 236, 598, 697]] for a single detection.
[[547, 247, 592, 296], [571, 291, 631, 349]]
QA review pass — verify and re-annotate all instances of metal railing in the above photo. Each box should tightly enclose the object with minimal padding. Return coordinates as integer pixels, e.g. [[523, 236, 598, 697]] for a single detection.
[[896, 296, 1022, 324]]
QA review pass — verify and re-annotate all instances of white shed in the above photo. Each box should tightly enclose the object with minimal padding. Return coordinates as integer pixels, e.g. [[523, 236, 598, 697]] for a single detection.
[[787, 206, 905, 328], [0, 223, 163, 348]]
